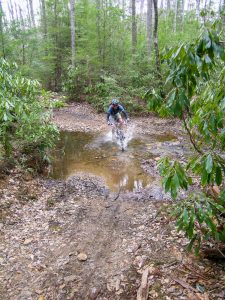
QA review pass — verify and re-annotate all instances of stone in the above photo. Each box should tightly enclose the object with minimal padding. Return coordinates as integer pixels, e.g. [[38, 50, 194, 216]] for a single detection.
[[64, 275, 78, 283], [23, 238, 33, 245], [77, 253, 88, 261]]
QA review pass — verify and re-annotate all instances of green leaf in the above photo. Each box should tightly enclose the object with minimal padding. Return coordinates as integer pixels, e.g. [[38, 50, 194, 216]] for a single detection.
[[186, 235, 197, 251], [215, 166, 222, 186], [164, 176, 172, 193], [205, 154, 213, 174]]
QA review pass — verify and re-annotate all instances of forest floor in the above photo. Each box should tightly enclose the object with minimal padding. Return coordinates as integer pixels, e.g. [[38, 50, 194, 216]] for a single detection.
[[0, 103, 224, 300]]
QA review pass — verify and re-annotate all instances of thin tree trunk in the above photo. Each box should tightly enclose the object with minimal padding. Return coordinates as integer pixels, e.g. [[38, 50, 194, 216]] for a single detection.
[[54, 0, 59, 90], [131, 0, 137, 55], [140, 0, 145, 17], [0, 0, 5, 58], [152, 0, 162, 84], [29, 0, 36, 27], [204, 0, 208, 24], [26, 0, 32, 27], [196, 0, 200, 20], [40, 0, 47, 39], [174, 0, 178, 32], [146, 0, 153, 60], [96, 0, 102, 62], [182, 0, 185, 30], [70, 0, 75, 67], [122, 0, 126, 19], [14, 3, 19, 21], [40, 0, 48, 58], [19, 6, 26, 65], [167, 0, 170, 10], [8, 0, 15, 22]]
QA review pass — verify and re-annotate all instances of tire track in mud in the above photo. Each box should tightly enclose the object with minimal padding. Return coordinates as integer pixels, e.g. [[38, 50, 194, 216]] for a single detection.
[[61, 194, 131, 299]]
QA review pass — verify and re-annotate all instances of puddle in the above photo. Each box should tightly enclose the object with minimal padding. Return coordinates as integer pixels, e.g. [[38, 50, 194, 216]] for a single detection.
[[50, 130, 180, 192]]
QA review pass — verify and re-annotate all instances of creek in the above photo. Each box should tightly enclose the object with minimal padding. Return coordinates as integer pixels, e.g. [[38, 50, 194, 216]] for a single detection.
[[50, 127, 183, 193]]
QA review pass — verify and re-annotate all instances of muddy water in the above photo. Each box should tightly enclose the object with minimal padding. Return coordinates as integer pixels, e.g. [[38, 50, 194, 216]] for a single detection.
[[50, 130, 179, 192]]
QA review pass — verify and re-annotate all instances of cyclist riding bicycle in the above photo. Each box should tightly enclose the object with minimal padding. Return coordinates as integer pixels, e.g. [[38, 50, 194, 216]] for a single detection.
[[106, 99, 129, 125]]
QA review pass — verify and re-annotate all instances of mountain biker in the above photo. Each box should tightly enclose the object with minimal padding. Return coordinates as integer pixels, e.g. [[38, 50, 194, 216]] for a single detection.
[[107, 99, 129, 126]]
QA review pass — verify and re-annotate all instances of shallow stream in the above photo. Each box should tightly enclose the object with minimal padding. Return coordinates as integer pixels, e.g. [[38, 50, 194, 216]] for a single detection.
[[50, 127, 185, 193]]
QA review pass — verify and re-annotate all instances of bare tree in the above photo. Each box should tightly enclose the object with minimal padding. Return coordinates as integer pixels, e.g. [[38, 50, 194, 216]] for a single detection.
[[146, 0, 153, 60], [132, 0, 137, 54], [70, 0, 76, 67]]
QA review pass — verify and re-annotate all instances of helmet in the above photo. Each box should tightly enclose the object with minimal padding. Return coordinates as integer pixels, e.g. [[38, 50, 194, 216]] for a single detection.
[[112, 99, 119, 105]]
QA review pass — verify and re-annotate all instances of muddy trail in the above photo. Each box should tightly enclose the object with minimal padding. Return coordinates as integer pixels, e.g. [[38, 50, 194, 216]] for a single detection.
[[0, 103, 224, 300]]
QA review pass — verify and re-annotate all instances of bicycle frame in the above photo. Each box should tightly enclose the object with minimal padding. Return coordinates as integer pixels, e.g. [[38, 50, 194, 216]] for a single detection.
[[111, 120, 126, 151]]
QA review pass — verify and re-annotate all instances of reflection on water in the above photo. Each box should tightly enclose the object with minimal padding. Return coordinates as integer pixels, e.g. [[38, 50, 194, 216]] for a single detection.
[[50, 131, 153, 192]]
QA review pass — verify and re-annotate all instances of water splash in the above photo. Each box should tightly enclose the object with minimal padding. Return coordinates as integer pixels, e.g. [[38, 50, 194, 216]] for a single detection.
[[122, 123, 136, 149], [106, 123, 136, 151]]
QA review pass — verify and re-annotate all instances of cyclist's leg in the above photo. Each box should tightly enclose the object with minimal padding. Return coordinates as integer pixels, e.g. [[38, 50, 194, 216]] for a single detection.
[[115, 113, 123, 126], [109, 115, 116, 136]]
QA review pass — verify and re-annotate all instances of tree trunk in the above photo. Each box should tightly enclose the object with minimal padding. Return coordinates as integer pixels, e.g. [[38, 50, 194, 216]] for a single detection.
[[96, 0, 102, 61], [40, 0, 48, 57], [40, 0, 47, 39], [19, 5, 26, 65], [0, 0, 5, 58], [140, 0, 145, 17], [204, 0, 208, 24], [26, 0, 32, 27], [196, 0, 200, 20], [122, 0, 126, 19], [70, 0, 76, 67], [173, 0, 178, 32], [131, 0, 137, 55], [29, 0, 36, 27], [152, 0, 162, 83], [146, 0, 153, 60], [182, 0, 185, 30], [8, 0, 15, 22], [14, 3, 19, 21], [167, 0, 170, 10]]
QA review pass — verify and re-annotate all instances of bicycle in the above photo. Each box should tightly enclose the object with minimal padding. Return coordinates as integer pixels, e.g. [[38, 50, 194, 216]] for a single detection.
[[110, 120, 127, 151]]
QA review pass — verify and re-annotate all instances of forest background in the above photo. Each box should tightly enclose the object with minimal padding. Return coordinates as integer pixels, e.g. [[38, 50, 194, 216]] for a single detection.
[[0, 0, 223, 112]]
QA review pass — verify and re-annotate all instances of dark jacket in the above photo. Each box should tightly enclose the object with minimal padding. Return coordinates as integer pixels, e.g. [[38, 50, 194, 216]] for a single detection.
[[106, 104, 128, 121]]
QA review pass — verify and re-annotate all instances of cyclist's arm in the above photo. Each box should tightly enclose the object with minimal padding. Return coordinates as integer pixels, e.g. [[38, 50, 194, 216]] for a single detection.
[[122, 110, 128, 120], [106, 106, 112, 122], [119, 105, 128, 119]]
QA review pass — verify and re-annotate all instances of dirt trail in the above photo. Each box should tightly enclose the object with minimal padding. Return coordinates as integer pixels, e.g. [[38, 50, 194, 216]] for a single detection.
[[0, 103, 224, 300]]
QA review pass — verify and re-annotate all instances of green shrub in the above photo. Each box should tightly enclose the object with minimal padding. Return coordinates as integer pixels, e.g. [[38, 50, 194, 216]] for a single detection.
[[0, 58, 59, 166]]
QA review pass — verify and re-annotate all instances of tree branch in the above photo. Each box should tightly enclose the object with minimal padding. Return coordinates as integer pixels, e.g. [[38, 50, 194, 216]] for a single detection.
[[182, 115, 203, 155]]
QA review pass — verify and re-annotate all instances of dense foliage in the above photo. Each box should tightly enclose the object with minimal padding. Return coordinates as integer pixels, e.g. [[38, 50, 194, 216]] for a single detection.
[[0, 58, 58, 167], [147, 24, 225, 252], [0, 0, 203, 112]]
